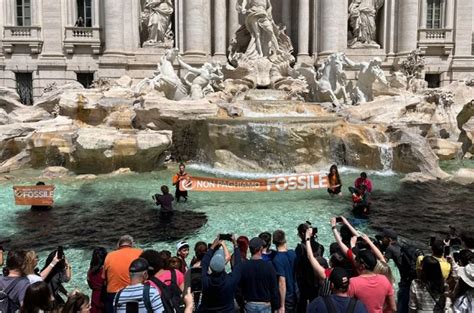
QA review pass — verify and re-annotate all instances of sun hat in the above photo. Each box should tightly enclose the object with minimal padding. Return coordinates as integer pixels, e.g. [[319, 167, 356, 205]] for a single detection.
[[458, 263, 474, 288]]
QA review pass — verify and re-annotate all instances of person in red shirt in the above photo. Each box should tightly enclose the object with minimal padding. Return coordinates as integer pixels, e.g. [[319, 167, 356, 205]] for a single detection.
[[353, 172, 373, 193], [348, 249, 396, 313]]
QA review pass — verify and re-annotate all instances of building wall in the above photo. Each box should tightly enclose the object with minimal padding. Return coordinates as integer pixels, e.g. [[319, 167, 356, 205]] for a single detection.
[[0, 0, 473, 101]]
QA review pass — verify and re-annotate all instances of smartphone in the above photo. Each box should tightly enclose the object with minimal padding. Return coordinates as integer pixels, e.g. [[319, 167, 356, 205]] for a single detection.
[[443, 245, 451, 258], [219, 234, 233, 241], [429, 236, 436, 247], [312, 227, 318, 234], [190, 267, 202, 293], [57, 246, 64, 259], [125, 302, 139, 313], [335, 217, 343, 223]]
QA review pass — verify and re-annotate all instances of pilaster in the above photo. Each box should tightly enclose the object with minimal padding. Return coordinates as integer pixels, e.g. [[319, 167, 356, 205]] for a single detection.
[[213, 0, 227, 59]]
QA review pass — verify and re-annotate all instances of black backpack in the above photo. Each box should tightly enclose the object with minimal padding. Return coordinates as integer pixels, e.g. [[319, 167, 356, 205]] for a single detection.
[[0, 278, 23, 313], [149, 271, 185, 313], [398, 243, 424, 283]]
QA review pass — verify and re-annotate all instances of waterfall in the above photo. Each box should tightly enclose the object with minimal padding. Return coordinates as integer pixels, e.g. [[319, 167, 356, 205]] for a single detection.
[[379, 143, 394, 172]]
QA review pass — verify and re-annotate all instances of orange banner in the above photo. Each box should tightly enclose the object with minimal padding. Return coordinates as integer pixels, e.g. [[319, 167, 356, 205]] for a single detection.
[[179, 173, 329, 192], [13, 185, 55, 206]]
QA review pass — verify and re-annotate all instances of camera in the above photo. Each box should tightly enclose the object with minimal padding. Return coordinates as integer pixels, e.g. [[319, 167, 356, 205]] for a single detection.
[[306, 221, 318, 235], [218, 234, 233, 241]]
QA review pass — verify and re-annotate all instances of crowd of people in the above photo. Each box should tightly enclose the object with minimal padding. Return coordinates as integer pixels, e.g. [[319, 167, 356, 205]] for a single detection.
[[1, 163, 472, 313], [0, 218, 472, 313]]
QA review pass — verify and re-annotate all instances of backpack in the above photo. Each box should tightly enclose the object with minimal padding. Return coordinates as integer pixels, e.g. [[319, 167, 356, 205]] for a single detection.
[[397, 243, 424, 283], [114, 284, 153, 313], [323, 296, 358, 313], [0, 278, 23, 313], [149, 270, 185, 313]]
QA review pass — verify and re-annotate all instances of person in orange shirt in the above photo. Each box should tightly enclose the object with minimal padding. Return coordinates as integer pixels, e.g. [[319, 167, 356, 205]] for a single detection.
[[172, 163, 189, 202], [327, 164, 343, 196], [102, 235, 143, 313]]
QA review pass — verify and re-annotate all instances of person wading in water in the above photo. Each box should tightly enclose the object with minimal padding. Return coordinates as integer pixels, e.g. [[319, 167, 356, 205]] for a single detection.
[[172, 163, 189, 202]]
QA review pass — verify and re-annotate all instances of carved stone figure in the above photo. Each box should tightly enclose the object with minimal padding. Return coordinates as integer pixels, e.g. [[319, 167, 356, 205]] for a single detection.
[[141, 0, 174, 47], [297, 53, 355, 107], [348, 0, 384, 49], [177, 56, 224, 100], [134, 48, 188, 100], [351, 57, 389, 104], [228, 0, 294, 87]]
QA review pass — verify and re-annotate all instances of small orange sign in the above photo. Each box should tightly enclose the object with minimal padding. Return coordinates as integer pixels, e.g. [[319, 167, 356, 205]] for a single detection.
[[13, 185, 55, 206], [179, 173, 329, 192]]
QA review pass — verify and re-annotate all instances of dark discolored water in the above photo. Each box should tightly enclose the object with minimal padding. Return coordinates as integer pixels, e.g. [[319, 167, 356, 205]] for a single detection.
[[370, 180, 474, 245]]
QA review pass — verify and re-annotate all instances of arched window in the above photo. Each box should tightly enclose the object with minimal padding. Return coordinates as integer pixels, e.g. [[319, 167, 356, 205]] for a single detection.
[[77, 0, 92, 27], [427, 0, 442, 29], [16, 0, 31, 26]]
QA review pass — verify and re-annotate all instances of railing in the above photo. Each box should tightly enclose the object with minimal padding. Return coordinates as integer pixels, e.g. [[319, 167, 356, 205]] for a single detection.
[[64, 27, 101, 54], [2, 26, 43, 54], [418, 29, 454, 55], [418, 29, 453, 42]]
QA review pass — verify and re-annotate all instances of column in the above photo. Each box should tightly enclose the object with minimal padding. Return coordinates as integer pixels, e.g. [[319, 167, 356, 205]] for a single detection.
[[282, 1, 292, 37], [420, 0, 427, 28], [386, 0, 396, 56], [183, 0, 207, 57], [397, 0, 419, 55], [319, 0, 346, 54], [445, 0, 454, 29], [103, 0, 124, 53], [93, 0, 100, 27], [454, 0, 473, 56], [228, 0, 239, 46], [213, 0, 227, 57], [297, 0, 310, 61]]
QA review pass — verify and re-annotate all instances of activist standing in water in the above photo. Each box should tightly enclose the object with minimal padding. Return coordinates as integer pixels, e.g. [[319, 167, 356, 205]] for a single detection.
[[327, 165, 343, 196], [172, 163, 189, 202]]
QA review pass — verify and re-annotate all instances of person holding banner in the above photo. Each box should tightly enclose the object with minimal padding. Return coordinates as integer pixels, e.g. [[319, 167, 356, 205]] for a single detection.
[[172, 163, 189, 202], [327, 165, 343, 196]]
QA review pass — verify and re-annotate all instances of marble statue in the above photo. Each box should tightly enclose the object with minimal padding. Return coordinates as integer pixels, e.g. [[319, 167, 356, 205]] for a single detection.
[[134, 48, 188, 100], [142, 0, 174, 47], [228, 0, 294, 87], [176, 56, 224, 100], [348, 0, 384, 49], [350, 57, 389, 104]]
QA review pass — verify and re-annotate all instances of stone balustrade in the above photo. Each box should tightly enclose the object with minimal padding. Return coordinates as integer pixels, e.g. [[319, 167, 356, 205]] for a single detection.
[[2, 26, 43, 54], [418, 29, 454, 55], [63, 27, 102, 55]]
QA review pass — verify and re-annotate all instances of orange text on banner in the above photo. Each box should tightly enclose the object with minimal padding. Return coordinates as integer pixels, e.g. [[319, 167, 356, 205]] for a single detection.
[[179, 173, 329, 192], [13, 185, 55, 206]]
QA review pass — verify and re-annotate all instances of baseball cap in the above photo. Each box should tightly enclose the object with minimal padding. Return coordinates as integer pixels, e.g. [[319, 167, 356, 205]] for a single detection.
[[356, 249, 377, 271], [209, 249, 226, 273], [329, 267, 350, 290], [249, 237, 264, 252], [129, 258, 151, 273], [176, 241, 189, 252]]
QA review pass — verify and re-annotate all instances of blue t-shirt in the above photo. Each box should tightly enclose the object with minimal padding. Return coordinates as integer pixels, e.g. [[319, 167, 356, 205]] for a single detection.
[[272, 250, 297, 300], [307, 295, 368, 313]]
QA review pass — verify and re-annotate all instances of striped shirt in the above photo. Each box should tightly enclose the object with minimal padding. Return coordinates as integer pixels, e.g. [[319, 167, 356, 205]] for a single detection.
[[114, 283, 164, 313], [409, 279, 446, 313]]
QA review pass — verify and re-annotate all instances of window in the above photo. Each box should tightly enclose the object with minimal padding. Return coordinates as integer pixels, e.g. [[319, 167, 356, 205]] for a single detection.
[[16, 0, 31, 26], [425, 74, 441, 88], [77, 72, 94, 88], [15, 73, 33, 105], [427, 0, 442, 29], [77, 0, 92, 27]]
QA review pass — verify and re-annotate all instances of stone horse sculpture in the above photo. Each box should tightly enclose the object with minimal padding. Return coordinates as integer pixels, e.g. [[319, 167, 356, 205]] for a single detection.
[[350, 57, 389, 105], [134, 48, 189, 100]]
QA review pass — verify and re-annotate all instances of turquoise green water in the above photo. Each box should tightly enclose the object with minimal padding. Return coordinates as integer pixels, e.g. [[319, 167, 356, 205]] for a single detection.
[[0, 165, 403, 293]]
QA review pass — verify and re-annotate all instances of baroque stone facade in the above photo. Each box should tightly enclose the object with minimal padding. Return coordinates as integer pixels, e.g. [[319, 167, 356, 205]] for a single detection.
[[0, 0, 473, 101]]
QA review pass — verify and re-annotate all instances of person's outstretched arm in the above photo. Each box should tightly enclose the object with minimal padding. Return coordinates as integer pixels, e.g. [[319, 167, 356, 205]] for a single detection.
[[201, 237, 220, 288], [229, 237, 242, 285], [341, 216, 359, 237], [331, 217, 351, 257], [304, 229, 326, 282], [361, 234, 386, 263]]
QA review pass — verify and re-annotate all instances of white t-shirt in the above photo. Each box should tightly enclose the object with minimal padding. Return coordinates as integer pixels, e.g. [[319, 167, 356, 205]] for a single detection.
[[27, 274, 43, 284]]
